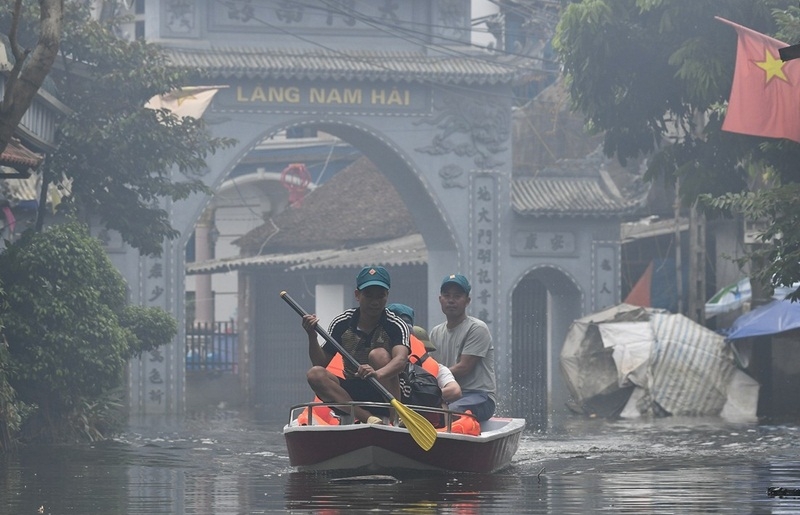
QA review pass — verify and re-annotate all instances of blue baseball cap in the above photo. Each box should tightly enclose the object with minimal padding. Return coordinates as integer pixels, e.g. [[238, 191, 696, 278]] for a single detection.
[[387, 303, 415, 324], [356, 266, 391, 290], [441, 273, 471, 295]]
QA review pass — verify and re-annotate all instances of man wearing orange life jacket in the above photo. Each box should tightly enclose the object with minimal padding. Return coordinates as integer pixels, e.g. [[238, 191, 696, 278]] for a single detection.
[[386, 303, 461, 405], [303, 266, 410, 425], [301, 305, 474, 432]]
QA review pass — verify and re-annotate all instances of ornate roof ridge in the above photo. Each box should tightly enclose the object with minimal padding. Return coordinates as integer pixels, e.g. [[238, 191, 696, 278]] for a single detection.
[[1, 139, 44, 176], [163, 45, 528, 85]]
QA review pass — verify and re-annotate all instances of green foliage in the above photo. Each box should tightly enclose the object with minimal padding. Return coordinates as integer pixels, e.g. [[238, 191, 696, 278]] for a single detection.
[[67, 389, 126, 443], [0, 222, 174, 442], [702, 186, 800, 300], [1, 1, 235, 256], [1, 295, 35, 452], [555, 0, 800, 296], [0, 222, 128, 402], [773, 4, 800, 42], [120, 305, 177, 358], [554, 0, 782, 168]]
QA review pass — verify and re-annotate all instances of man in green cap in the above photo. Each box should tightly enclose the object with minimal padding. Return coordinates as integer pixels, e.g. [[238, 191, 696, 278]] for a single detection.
[[429, 273, 497, 421], [301, 266, 410, 424]]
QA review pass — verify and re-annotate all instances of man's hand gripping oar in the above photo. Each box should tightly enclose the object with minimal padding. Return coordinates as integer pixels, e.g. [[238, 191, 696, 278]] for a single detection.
[[280, 291, 437, 451]]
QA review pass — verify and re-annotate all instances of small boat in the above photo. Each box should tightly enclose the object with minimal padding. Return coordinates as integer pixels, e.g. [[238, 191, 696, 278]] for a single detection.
[[283, 401, 526, 473]]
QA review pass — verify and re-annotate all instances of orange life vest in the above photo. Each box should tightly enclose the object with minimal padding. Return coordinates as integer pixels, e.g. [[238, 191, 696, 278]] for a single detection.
[[296, 403, 340, 425], [299, 334, 437, 426], [437, 410, 481, 436], [409, 334, 439, 376], [297, 352, 345, 426]]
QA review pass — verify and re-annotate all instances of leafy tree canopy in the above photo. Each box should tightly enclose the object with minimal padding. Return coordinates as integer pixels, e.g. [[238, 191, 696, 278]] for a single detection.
[[0, 0, 61, 157], [554, 0, 800, 298], [555, 1, 771, 152], [1, 1, 234, 256]]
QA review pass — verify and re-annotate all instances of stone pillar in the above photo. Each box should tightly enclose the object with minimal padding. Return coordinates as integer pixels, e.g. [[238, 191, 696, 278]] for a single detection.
[[194, 209, 216, 326]]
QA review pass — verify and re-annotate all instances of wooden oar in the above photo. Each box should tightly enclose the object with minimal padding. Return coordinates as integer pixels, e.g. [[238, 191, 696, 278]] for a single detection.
[[280, 291, 437, 451]]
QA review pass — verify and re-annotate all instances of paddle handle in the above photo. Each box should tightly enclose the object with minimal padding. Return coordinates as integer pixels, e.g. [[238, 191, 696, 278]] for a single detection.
[[280, 290, 395, 401]]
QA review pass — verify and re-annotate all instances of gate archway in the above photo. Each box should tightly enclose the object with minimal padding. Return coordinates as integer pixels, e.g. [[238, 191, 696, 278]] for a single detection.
[[127, 80, 517, 415]]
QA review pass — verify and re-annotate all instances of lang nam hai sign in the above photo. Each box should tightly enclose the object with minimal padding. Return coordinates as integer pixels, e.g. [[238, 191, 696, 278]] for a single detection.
[[214, 80, 431, 115]]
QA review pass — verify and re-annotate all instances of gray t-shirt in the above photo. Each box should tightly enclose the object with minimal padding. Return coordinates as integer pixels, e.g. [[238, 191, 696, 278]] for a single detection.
[[429, 316, 496, 402]]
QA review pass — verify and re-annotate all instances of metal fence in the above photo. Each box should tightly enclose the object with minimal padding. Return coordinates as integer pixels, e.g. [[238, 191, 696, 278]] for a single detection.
[[186, 321, 238, 373]]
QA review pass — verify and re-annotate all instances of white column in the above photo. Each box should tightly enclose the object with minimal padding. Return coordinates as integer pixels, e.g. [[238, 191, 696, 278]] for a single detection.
[[194, 210, 215, 326]]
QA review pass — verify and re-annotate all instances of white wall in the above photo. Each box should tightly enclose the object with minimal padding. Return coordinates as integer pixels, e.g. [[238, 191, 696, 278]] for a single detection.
[[471, 0, 500, 48], [316, 283, 346, 333]]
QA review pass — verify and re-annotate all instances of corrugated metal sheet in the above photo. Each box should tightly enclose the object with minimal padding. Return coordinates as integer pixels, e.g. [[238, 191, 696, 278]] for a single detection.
[[621, 216, 689, 242], [1, 172, 72, 203], [649, 312, 735, 416], [187, 233, 426, 275], [164, 47, 526, 85]]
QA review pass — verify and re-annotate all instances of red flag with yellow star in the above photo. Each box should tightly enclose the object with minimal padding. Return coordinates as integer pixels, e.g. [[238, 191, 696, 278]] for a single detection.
[[717, 17, 800, 143]]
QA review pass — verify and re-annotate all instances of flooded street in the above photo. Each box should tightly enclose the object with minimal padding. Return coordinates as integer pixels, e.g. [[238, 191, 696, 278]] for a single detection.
[[2, 410, 800, 514]]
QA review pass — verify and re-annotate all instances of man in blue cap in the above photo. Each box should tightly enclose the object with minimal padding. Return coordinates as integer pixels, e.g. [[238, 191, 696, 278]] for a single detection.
[[429, 273, 497, 421], [301, 266, 410, 424], [386, 303, 462, 406]]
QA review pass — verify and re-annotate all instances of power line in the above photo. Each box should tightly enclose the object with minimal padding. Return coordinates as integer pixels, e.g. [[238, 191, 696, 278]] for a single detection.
[[305, 0, 558, 64], [205, 0, 557, 105]]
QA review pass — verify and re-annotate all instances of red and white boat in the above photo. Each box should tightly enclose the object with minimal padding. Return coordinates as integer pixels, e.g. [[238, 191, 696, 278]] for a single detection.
[[283, 401, 526, 473]]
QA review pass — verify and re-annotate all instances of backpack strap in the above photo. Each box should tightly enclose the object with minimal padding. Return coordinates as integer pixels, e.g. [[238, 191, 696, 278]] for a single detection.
[[409, 352, 430, 366]]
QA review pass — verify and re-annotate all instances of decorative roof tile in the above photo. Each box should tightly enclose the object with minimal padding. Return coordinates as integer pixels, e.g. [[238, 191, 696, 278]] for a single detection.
[[0, 139, 43, 176], [163, 46, 527, 85], [187, 233, 426, 275], [235, 156, 415, 253], [512, 147, 648, 217], [511, 177, 638, 217]]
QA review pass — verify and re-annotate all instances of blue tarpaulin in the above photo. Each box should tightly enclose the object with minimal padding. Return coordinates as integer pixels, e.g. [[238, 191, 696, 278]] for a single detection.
[[725, 299, 800, 340]]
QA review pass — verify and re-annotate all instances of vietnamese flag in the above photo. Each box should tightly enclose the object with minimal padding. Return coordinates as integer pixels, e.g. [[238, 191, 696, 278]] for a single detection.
[[717, 17, 800, 143]]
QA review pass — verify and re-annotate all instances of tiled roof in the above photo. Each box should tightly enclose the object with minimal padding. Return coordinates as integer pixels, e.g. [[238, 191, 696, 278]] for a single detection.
[[512, 147, 648, 217], [511, 173, 646, 217], [187, 233, 426, 275], [163, 46, 526, 85], [0, 138, 43, 174], [235, 156, 415, 253]]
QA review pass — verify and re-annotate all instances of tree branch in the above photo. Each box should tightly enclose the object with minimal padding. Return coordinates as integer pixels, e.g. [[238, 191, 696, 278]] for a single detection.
[[0, 0, 63, 156]]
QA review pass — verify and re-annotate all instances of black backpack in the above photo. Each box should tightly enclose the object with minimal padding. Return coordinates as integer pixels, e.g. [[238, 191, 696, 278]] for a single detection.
[[399, 353, 443, 408]]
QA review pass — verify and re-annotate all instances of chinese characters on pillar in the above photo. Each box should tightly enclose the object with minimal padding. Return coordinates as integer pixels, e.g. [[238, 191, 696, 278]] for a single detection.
[[593, 243, 617, 311], [143, 254, 168, 412], [470, 173, 498, 327]]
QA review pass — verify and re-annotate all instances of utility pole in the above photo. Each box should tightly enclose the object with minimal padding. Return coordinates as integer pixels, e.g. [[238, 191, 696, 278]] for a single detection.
[[688, 201, 706, 323], [674, 178, 683, 314]]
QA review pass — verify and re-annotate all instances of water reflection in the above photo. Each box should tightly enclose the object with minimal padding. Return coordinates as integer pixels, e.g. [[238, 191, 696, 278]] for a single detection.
[[284, 470, 524, 513], [2, 412, 800, 514]]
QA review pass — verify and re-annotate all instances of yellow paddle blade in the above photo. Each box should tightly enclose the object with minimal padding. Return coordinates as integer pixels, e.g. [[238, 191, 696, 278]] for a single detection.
[[390, 399, 437, 451]]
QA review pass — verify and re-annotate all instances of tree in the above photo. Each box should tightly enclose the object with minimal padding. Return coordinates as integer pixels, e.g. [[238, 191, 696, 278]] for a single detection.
[[0, 0, 62, 158], [1, 1, 234, 255], [0, 222, 176, 442], [553, 0, 800, 298]]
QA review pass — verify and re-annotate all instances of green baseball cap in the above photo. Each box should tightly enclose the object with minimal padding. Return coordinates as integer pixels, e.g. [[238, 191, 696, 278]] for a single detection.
[[387, 303, 415, 324], [441, 273, 471, 295], [356, 266, 390, 290]]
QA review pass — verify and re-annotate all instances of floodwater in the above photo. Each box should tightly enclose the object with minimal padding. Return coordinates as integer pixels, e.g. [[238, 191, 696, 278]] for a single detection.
[[2, 410, 800, 514]]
